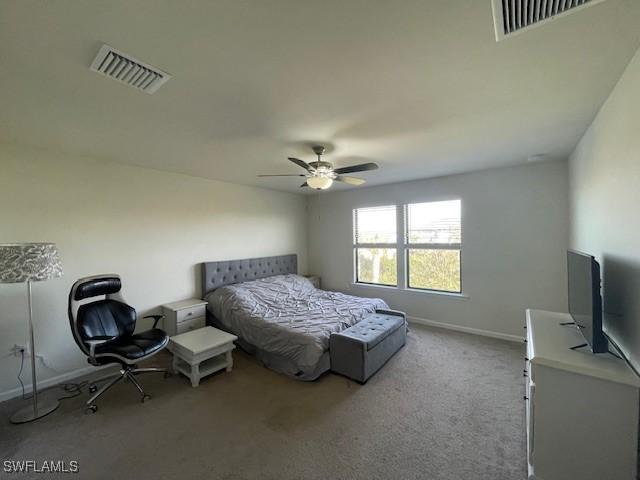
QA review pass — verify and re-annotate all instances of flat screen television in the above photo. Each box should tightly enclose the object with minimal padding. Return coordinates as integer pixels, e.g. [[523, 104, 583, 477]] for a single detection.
[[567, 250, 608, 353]]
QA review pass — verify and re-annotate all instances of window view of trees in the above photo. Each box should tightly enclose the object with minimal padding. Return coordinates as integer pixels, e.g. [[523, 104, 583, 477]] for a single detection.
[[408, 249, 460, 292], [406, 200, 461, 293], [354, 200, 462, 293], [357, 248, 397, 286], [354, 205, 398, 286]]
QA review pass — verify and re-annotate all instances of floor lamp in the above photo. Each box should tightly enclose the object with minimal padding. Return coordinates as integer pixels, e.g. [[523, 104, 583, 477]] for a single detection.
[[0, 243, 63, 424]]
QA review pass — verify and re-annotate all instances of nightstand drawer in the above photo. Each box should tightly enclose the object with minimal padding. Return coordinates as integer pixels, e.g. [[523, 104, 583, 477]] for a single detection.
[[176, 305, 206, 323], [161, 299, 208, 337], [176, 316, 205, 334]]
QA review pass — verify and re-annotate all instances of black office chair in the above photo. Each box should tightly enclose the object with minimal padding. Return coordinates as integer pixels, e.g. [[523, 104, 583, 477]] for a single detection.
[[68, 274, 169, 413]]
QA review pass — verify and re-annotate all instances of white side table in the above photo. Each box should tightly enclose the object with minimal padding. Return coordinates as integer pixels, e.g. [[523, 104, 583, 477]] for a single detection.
[[167, 326, 238, 387]]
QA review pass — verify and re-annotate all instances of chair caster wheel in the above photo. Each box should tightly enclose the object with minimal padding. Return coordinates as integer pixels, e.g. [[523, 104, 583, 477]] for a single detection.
[[89, 385, 98, 393], [141, 394, 151, 403], [85, 404, 98, 414]]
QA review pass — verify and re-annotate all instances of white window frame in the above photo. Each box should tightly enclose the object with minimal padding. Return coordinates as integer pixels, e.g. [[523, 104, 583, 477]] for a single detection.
[[352, 205, 399, 287], [352, 200, 464, 296], [404, 203, 462, 294]]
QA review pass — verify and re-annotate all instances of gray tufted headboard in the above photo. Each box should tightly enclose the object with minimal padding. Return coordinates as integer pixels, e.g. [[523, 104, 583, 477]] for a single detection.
[[201, 254, 297, 298]]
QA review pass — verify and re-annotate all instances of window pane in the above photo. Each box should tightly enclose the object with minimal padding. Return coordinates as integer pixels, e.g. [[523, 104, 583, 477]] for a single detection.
[[407, 200, 461, 244], [356, 248, 397, 286], [354, 205, 396, 244], [408, 249, 460, 292]]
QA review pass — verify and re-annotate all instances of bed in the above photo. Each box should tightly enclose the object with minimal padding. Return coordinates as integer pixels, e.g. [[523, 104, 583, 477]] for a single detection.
[[201, 254, 388, 380]]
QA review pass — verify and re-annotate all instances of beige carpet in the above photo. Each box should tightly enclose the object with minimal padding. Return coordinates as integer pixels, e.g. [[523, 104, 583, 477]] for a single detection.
[[0, 324, 526, 480]]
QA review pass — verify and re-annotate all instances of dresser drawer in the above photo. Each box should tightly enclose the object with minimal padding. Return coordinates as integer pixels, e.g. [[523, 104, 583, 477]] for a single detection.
[[176, 305, 206, 323], [176, 316, 205, 334]]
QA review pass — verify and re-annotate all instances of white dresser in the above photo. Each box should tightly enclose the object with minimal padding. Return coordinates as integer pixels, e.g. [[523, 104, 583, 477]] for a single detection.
[[161, 298, 207, 336], [525, 309, 640, 480]]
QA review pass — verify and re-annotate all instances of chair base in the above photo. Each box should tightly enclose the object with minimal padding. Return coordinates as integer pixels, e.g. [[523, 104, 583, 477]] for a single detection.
[[86, 365, 167, 413], [10, 398, 60, 424]]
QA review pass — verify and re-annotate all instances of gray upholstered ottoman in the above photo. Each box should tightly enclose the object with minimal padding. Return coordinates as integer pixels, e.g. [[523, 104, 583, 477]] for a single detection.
[[330, 309, 407, 383]]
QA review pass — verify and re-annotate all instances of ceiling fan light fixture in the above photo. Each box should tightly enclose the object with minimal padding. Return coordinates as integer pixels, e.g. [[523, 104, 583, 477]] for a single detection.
[[307, 176, 333, 190], [260, 145, 378, 190]]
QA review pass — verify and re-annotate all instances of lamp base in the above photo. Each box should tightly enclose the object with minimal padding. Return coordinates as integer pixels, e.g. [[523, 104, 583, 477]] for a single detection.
[[10, 398, 59, 424]]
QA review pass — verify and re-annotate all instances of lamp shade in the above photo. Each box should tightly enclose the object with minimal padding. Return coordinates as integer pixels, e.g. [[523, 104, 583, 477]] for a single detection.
[[307, 176, 333, 190], [0, 243, 63, 283]]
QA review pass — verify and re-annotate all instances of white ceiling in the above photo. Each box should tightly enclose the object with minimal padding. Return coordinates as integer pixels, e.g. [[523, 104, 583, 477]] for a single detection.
[[1, 0, 639, 193]]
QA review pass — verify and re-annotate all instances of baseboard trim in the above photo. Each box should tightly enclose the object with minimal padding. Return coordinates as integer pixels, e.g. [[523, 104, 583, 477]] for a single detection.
[[407, 316, 525, 343], [0, 364, 114, 403], [0, 319, 523, 401]]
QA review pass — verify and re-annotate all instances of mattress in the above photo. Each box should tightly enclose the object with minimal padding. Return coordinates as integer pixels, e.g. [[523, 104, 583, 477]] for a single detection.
[[206, 274, 388, 380]]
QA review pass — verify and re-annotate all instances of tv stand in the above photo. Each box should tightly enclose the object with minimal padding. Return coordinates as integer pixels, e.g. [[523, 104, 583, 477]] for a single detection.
[[525, 309, 639, 480]]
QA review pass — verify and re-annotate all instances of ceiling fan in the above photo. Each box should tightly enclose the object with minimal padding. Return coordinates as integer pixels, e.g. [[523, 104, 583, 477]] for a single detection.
[[258, 145, 378, 190]]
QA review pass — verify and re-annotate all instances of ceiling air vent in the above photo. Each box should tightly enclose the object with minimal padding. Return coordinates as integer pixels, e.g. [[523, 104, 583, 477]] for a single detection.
[[491, 0, 607, 41], [89, 44, 171, 94]]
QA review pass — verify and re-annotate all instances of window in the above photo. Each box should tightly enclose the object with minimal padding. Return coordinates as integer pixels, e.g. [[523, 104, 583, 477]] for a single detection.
[[353, 205, 397, 286], [406, 200, 461, 293], [353, 199, 462, 294]]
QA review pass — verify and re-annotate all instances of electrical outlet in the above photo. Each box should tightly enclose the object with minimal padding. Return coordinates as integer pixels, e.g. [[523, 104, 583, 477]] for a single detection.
[[9, 344, 54, 370], [10, 344, 26, 357]]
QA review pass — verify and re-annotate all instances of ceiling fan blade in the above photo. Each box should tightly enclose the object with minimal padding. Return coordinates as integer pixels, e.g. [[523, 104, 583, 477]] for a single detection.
[[300, 181, 309, 188], [288, 157, 314, 172], [335, 176, 366, 186], [257, 174, 306, 177], [333, 162, 379, 175]]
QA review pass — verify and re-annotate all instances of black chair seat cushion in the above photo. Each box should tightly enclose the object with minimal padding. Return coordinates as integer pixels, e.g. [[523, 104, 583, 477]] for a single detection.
[[93, 328, 168, 363]]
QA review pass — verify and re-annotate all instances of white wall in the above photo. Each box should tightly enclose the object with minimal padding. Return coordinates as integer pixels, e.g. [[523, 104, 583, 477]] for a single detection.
[[569, 46, 640, 368], [0, 143, 307, 399], [308, 161, 569, 338]]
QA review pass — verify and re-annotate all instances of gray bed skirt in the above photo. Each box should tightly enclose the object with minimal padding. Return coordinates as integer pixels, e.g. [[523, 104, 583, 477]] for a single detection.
[[206, 310, 330, 381]]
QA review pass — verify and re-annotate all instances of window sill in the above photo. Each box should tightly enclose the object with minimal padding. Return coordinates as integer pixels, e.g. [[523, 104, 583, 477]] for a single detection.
[[352, 282, 469, 299]]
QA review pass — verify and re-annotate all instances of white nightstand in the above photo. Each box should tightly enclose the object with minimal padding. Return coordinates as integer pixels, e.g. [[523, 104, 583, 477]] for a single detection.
[[161, 298, 207, 336], [304, 275, 321, 289], [168, 326, 237, 387]]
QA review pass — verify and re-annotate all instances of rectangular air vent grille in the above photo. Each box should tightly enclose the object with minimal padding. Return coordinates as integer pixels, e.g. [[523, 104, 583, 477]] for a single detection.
[[89, 44, 171, 94], [491, 0, 607, 41]]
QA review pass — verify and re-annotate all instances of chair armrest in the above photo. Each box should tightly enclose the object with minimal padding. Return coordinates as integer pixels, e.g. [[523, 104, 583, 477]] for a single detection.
[[143, 314, 165, 328], [85, 336, 117, 363]]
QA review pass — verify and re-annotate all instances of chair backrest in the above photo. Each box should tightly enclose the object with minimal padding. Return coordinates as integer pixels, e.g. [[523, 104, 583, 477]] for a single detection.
[[68, 274, 137, 355]]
